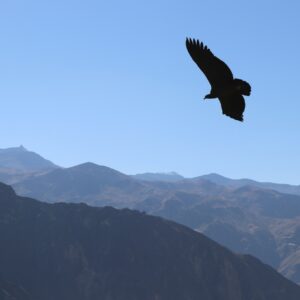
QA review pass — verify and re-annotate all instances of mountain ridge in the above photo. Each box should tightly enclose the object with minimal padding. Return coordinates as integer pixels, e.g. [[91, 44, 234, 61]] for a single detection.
[[199, 173, 300, 196], [2, 147, 300, 284], [1, 182, 300, 300], [10, 162, 300, 284]]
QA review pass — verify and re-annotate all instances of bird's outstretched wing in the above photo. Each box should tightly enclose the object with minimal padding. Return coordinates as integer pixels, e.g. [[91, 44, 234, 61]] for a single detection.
[[186, 38, 233, 88], [219, 94, 245, 122]]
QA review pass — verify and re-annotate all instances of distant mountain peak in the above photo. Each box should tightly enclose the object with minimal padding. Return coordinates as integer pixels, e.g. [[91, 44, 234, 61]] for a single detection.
[[132, 171, 185, 182], [73, 162, 102, 169], [0, 146, 59, 175], [70, 162, 126, 175], [0, 145, 27, 153], [161, 171, 181, 175], [19, 145, 27, 151]]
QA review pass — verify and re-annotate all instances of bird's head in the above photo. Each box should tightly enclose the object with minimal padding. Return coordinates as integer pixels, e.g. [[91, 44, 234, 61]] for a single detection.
[[204, 94, 214, 100]]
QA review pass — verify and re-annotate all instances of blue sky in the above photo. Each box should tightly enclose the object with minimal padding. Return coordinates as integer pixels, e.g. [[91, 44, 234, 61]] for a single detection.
[[0, 0, 299, 183]]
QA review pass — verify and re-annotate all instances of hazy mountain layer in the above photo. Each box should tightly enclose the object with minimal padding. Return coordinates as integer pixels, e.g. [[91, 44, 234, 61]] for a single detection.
[[11, 163, 300, 284], [200, 173, 300, 196]]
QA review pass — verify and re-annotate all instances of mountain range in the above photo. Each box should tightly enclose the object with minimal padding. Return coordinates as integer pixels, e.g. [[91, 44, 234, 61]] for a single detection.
[[1, 182, 300, 300], [2, 146, 300, 284], [1, 146, 300, 196]]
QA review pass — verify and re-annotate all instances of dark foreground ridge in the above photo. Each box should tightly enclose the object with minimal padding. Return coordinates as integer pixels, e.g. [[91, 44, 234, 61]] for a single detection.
[[1, 183, 300, 300]]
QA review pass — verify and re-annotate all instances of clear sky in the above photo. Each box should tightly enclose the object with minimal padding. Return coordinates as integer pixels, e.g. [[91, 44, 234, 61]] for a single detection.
[[0, 0, 299, 184]]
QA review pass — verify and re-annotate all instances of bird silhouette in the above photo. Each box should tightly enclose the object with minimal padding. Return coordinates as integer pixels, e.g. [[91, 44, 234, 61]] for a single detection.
[[186, 38, 251, 121]]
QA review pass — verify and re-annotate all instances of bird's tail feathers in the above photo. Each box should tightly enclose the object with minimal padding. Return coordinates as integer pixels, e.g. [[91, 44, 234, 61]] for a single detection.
[[234, 79, 251, 96]]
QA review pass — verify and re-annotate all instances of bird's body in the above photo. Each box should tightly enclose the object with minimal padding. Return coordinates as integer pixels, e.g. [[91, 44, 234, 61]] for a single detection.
[[186, 38, 251, 121]]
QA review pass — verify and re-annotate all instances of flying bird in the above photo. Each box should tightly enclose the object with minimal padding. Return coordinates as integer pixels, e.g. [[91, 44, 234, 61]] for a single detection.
[[186, 38, 251, 121]]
